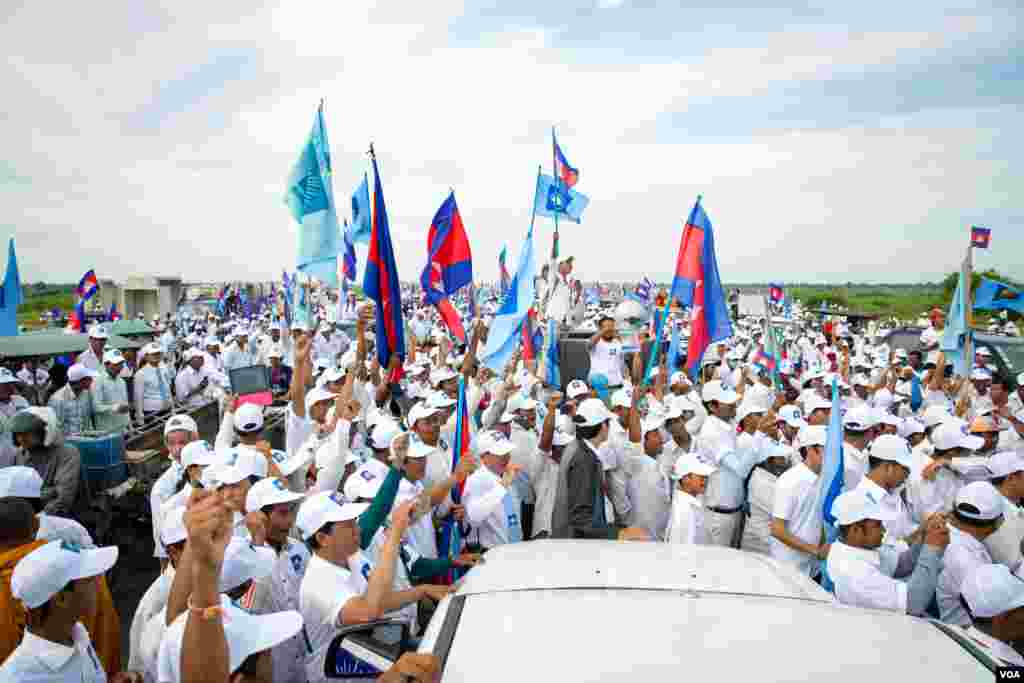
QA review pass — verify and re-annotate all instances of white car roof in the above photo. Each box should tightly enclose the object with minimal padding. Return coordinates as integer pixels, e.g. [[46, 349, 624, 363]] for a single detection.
[[437, 590, 990, 682], [457, 540, 831, 603]]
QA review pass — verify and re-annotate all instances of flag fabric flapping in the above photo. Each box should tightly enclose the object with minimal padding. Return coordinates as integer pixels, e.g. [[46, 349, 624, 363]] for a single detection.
[[974, 277, 1024, 314], [108, 303, 120, 322], [813, 377, 845, 589], [0, 240, 22, 336], [970, 226, 991, 249], [420, 192, 473, 343], [350, 174, 372, 244], [544, 318, 561, 387], [533, 173, 589, 224], [769, 283, 784, 303], [498, 245, 511, 296], [439, 376, 473, 583], [671, 197, 733, 378], [480, 202, 537, 372], [552, 131, 579, 189], [363, 151, 406, 380], [76, 270, 99, 301], [342, 223, 357, 282], [666, 318, 682, 373], [286, 103, 339, 287], [940, 249, 973, 377]]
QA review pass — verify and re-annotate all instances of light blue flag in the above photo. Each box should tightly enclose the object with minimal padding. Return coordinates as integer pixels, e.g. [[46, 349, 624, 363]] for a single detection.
[[815, 377, 845, 590], [350, 173, 372, 244], [666, 317, 681, 373], [533, 173, 589, 224], [480, 215, 537, 372], [940, 251, 971, 377], [286, 103, 339, 287], [544, 318, 561, 387], [0, 239, 22, 337]]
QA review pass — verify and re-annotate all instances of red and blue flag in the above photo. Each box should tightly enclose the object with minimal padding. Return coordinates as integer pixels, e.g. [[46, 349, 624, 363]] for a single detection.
[[69, 301, 86, 332], [108, 303, 120, 322], [421, 192, 473, 342], [364, 152, 406, 381], [670, 197, 733, 378], [769, 283, 784, 302], [970, 226, 991, 249], [552, 131, 579, 189], [439, 375, 473, 582], [76, 270, 99, 301]]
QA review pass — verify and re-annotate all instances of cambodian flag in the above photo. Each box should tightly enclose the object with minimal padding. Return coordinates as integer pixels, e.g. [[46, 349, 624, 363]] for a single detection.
[[769, 283, 784, 303], [552, 130, 579, 189], [69, 301, 86, 332], [108, 303, 120, 322], [670, 197, 733, 378], [421, 192, 473, 342], [342, 223, 357, 282], [76, 270, 99, 301], [970, 226, 991, 249], [521, 308, 542, 361], [363, 152, 406, 381], [440, 376, 473, 582]]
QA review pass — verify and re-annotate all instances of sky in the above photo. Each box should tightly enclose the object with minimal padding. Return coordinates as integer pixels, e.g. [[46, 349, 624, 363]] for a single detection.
[[2, 1, 1021, 286]]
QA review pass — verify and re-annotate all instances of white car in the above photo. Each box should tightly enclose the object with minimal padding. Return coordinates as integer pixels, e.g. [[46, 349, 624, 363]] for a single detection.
[[331, 540, 999, 681]]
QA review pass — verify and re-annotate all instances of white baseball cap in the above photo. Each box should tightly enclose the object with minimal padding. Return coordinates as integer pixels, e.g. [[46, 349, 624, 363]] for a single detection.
[[922, 405, 952, 428], [430, 367, 457, 386], [160, 506, 188, 546], [566, 379, 590, 399], [266, 345, 284, 359], [204, 336, 220, 347], [672, 453, 717, 479], [640, 417, 664, 438], [0, 465, 43, 498], [575, 398, 613, 427], [832, 489, 899, 526], [67, 364, 98, 383], [426, 391, 457, 409], [164, 414, 198, 437], [369, 419, 403, 450], [296, 491, 368, 540], [804, 395, 832, 413], [476, 430, 515, 456], [304, 387, 338, 414], [407, 398, 443, 428], [406, 439, 438, 460], [552, 427, 573, 447], [932, 420, 985, 452], [506, 394, 538, 413], [102, 349, 125, 365], [777, 405, 807, 429], [669, 371, 691, 387], [954, 481, 1004, 522], [322, 367, 345, 384], [142, 342, 162, 356], [796, 425, 828, 449], [180, 441, 219, 469], [842, 405, 872, 431], [219, 447, 269, 485], [868, 434, 914, 470], [245, 477, 304, 513], [988, 451, 1024, 480], [11, 541, 118, 609], [233, 403, 264, 433], [702, 380, 739, 405], [960, 564, 1024, 619], [970, 368, 992, 381], [610, 389, 632, 410], [0, 368, 17, 384], [158, 596, 303, 683], [898, 419, 925, 438]]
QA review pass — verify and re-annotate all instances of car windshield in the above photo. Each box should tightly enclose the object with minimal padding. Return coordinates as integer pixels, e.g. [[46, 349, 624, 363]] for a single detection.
[[990, 341, 1024, 372]]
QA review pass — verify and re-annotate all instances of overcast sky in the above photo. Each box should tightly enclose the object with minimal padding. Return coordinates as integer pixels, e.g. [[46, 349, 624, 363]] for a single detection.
[[2, 1, 1020, 286]]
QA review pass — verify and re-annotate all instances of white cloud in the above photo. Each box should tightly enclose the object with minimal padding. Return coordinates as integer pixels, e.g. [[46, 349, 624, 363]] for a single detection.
[[0, 1, 1019, 287]]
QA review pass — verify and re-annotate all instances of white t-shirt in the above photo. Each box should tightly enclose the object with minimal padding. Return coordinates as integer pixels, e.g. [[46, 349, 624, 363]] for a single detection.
[[300, 553, 370, 675], [827, 541, 907, 613], [664, 490, 708, 544], [589, 339, 625, 386], [463, 467, 521, 548], [770, 462, 822, 576]]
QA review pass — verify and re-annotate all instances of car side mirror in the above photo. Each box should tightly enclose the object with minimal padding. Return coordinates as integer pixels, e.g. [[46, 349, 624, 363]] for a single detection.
[[324, 618, 410, 679]]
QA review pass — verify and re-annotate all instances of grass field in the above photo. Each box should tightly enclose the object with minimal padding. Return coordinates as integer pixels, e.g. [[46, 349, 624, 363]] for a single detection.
[[17, 286, 75, 328]]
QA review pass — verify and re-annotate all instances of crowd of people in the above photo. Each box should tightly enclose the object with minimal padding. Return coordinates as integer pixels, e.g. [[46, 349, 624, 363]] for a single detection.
[[2, 260, 1024, 681]]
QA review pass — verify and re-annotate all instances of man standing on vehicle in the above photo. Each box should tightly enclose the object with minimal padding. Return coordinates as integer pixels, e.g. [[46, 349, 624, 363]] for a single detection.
[[587, 316, 626, 390]]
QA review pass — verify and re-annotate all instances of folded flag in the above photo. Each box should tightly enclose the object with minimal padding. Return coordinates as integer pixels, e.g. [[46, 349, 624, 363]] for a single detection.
[[0, 239, 22, 337], [970, 226, 991, 249], [76, 269, 99, 301], [814, 377, 845, 591], [671, 197, 733, 379], [533, 173, 589, 224], [552, 131, 579, 189], [363, 150, 406, 381], [974, 277, 1024, 315]]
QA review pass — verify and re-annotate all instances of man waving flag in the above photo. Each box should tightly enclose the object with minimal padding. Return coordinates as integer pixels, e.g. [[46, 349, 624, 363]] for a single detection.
[[671, 197, 732, 378], [420, 192, 473, 342], [363, 148, 406, 381]]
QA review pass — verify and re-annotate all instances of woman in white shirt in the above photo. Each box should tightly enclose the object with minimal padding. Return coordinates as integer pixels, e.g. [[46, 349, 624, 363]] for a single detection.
[[665, 453, 717, 544]]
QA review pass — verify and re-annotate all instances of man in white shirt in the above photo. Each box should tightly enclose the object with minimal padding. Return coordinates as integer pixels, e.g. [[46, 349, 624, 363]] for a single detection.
[[827, 489, 947, 616], [528, 398, 572, 539], [173, 349, 210, 410], [840, 405, 873, 493], [988, 450, 1024, 521], [463, 430, 523, 549], [223, 328, 257, 374], [624, 417, 672, 541], [770, 425, 828, 576], [296, 493, 426, 682], [937, 481, 1018, 625], [2, 537, 120, 683], [741, 444, 792, 555], [133, 343, 173, 424], [76, 326, 108, 372], [17, 359, 49, 405], [665, 453, 717, 544], [853, 434, 918, 544], [0, 368, 31, 466], [587, 316, 626, 388], [149, 415, 198, 567], [958, 564, 1024, 666], [92, 349, 131, 434], [545, 255, 577, 328], [202, 337, 225, 374]]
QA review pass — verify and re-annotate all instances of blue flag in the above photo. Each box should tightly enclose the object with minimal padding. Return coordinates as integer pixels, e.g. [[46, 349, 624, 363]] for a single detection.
[[350, 173, 372, 244], [533, 173, 589, 223], [544, 317, 561, 387], [480, 183, 537, 372], [815, 377, 845, 590], [666, 318, 681, 372], [0, 239, 22, 336], [286, 103, 339, 286], [974, 277, 1024, 314], [940, 250, 972, 377]]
